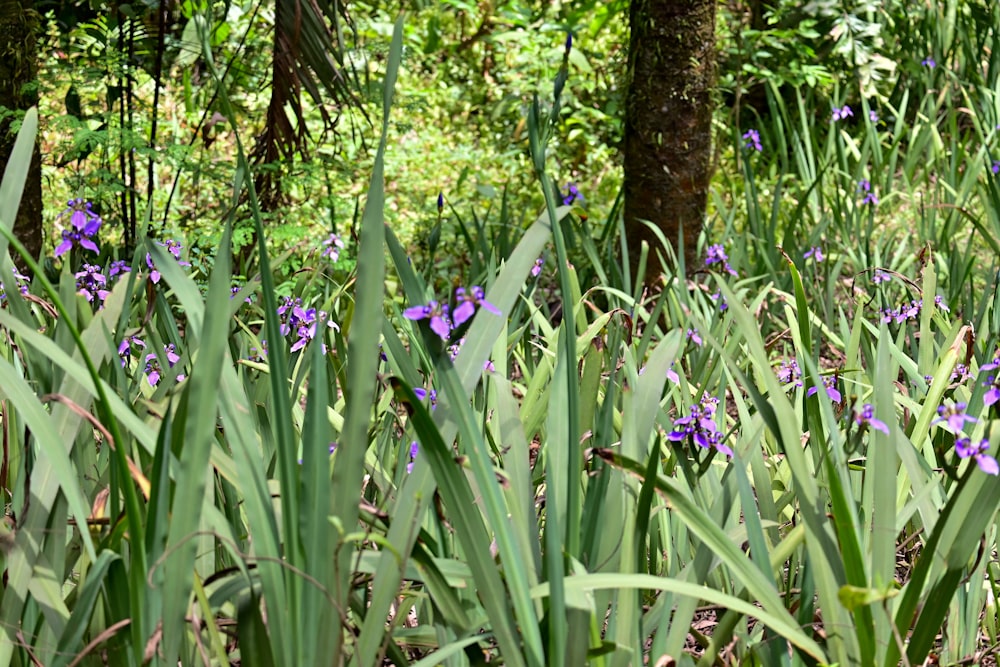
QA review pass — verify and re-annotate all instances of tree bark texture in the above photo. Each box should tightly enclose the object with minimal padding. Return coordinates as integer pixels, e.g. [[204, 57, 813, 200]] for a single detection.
[[0, 0, 43, 269], [624, 0, 717, 285]]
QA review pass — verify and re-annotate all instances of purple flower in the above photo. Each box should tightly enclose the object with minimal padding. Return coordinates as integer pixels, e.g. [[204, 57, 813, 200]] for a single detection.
[[686, 328, 702, 347], [144, 344, 182, 387], [869, 110, 879, 122], [75, 264, 110, 305], [872, 269, 891, 285], [832, 105, 854, 122], [991, 160, 1000, 175], [921, 57, 936, 68], [981, 352, 1000, 406], [108, 260, 130, 279], [249, 340, 268, 362], [437, 192, 444, 211], [403, 300, 452, 340], [950, 363, 971, 385], [705, 244, 728, 265], [453, 286, 502, 326], [665, 363, 680, 384], [413, 387, 437, 408], [55, 199, 102, 257], [710, 291, 728, 312], [406, 440, 419, 474], [705, 244, 737, 275], [858, 179, 879, 206], [807, 375, 842, 403], [561, 183, 583, 206], [854, 403, 889, 434], [742, 129, 762, 152], [531, 257, 544, 277], [145, 239, 190, 284], [117, 335, 146, 367], [955, 438, 999, 475], [776, 358, 802, 386], [804, 246, 824, 263], [933, 401, 977, 434], [230, 286, 253, 304], [287, 306, 338, 353], [321, 233, 345, 262], [276, 297, 302, 335], [667, 393, 732, 457], [0, 267, 30, 301]]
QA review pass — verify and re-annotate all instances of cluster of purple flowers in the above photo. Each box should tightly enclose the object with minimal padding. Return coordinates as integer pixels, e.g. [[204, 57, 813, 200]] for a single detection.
[[704, 244, 737, 276], [55, 199, 102, 257], [776, 358, 801, 385], [144, 344, 183, 387], [921, 56, 936, 69], [667, 393, 732, 457], [119, 337, 184, 388], [561, 183, 583, 206], [858, 179, 879, 206], [276, 297, 339, 353], [878, 295, 948, 324], [0, 267, 31, 301], [71, 260, 131, 308], [832, 105, 854, 122], [981, 350, 1000, 407], [871, 268, 891, 284], [742, 129, 762, 152], [404, 286, 501, 341], [932, 400, 998, 474], [321, 233, 345, 262], [804, 246, 824, 263], [146, 239, 190, 284], [775, 358, 841, 401], [75, 264, 110, 304]]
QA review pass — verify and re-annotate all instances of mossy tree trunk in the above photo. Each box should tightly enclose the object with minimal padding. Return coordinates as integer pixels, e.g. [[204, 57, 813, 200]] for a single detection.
[[624, 0, 717, 285], [0, 0, 43, 270]]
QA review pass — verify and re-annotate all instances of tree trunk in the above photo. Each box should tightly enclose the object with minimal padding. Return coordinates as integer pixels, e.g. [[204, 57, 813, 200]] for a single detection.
[[624, 0, 717, 285], [0, 0, 43, 270]]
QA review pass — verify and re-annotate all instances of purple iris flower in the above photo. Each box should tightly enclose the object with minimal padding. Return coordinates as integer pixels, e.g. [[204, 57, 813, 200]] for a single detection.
[[807, 375, 842, 403], [117, 335, 146, 367], [75, 264, 111, 305], [832, 105, 854, 122], [144, 344, 182, 387], [145, 239, 190, 284], [804, 246, 824, 263], [321, 233, 345, 262], [667, 393, 732, 457], [406, 441, 419, 473], [858, 179, 879, 205], [933, 401, 977, 434], [55, 199, 102, 257], [403, 300, 452, 340], [955, 438, 999, 475], [854, 403, 889, 434], [742, 129, 762, 152]]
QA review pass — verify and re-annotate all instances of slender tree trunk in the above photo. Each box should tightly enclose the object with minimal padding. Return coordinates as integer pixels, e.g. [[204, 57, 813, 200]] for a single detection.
[[0, 0, 43, 270], [624, 0, 717, 284]]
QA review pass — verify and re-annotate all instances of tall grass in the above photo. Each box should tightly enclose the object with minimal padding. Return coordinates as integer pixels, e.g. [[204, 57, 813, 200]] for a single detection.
[[3, 4, 1000, 667]]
